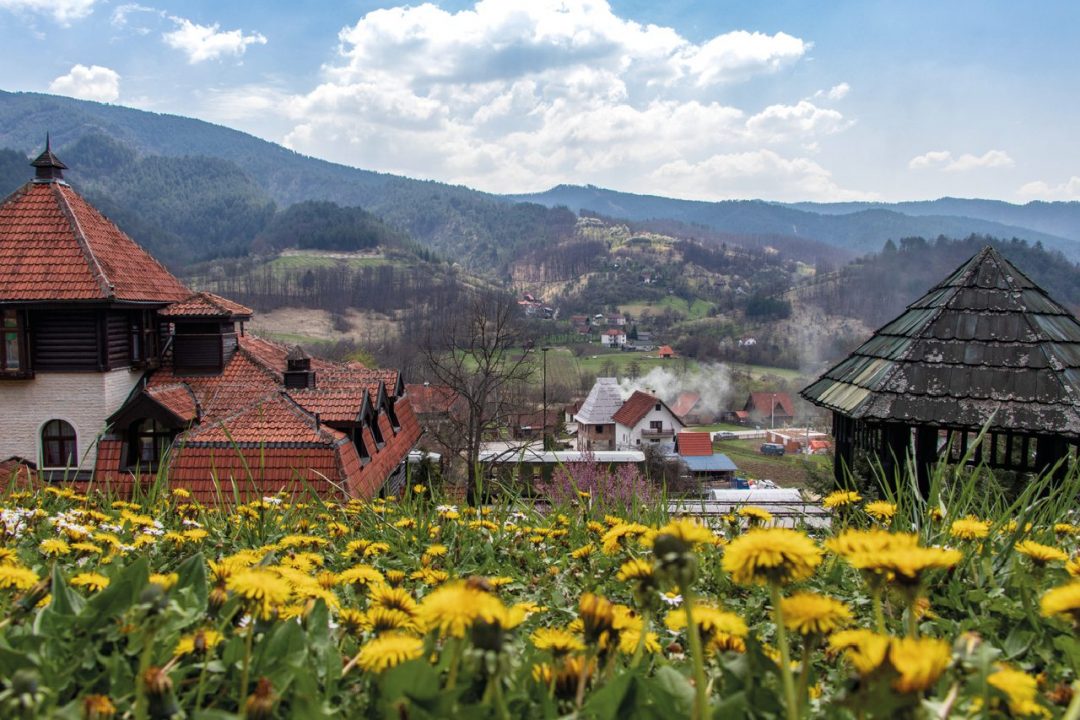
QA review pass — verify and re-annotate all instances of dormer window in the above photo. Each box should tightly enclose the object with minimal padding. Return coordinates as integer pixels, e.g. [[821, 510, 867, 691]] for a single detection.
[[1, 309, 29, 377]]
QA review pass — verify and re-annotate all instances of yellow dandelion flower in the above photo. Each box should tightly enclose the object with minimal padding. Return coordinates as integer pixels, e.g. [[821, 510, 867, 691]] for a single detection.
[[71, 541, 103, 555], [665, 603, 747, 653], [822, 490, 861, 509], [864, 501, 897, 522], [338, 608, 367, 634], [570, 543, 595, 559], [722, 528, 822, 586], [182, 528, 209, 542], [579, 593, 616, 643], [1055, 523, 1078, 537], [364, 607, 420, 633], [829, 629, 890, 676], [363, 542, 391, 558], [600, 523, 649, 554], [655, 518, 716, 549], [227, 568, 292, 619], [616, 558, 656, 586], [1041, 582, 1080, 623], [1066, 558, 1080, 578], [0, 564, 40, 591], [39, 538, 71, 557], [82, 694, 116, 719], [71, 572, 110, 593], [410, 568, 449, 585], [393, 518, 416, 529], [0, 547, 18, 565], [586, 521, 606, 535], [384, 569, 406, 586], [1015, 540, 1067, 566], [337, 564, 385, 590], [949, 516, 990, 541], [780, 592, 852, 636], [988, 666, 1051, 718], [531, 627, 584, 654], [149, 573, 179, 590], [355, 633, 423, 673], [826, 529, 919, 558], [889, 637, 951, 693], [737, 506, 774, 525], [418, 581, 488, 638], [174, 629, 223, 657], [369, 585, 418, 617]]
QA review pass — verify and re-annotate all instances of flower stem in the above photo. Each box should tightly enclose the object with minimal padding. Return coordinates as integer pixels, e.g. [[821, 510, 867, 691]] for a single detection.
[[1063, 681, 1080, 720], [682, 586, 709, 720], [239, 622, 255, 710], [905, 602, 919, 639], [871, 588, 887, 634], [134, 624, 156, 720], [796, 640, 814, 709], [630, 608, 651, 669], [770, 584, 799, 720]]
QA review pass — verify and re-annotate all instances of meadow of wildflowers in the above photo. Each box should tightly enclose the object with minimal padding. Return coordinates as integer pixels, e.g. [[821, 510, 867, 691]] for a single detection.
[[0, 465, 1078, 719]]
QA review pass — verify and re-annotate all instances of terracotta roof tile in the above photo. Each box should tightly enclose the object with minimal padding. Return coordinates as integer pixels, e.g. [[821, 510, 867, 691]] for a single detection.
[[671, 392, 701, 419], [182, 393, 345, 445], [160, 291, 253, 319], [613, 390, 662, 427], [747, 392, 795, 418], [405, 383, 459, 414], [0, 182, 190, 302], [676, 431, 713, 456], [147, 384, 198, 423]]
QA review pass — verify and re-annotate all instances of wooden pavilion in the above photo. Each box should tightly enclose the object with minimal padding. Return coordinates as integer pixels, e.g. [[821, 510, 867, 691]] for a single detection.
[[801, 246, 1080, 493]]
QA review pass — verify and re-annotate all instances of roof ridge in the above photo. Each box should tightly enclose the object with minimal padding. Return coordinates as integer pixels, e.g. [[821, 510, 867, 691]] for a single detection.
[[51, 182, 113, 299], [278, 390, 348, 446]]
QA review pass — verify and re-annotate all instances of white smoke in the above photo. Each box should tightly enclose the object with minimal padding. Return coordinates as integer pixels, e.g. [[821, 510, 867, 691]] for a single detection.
[[618, 362, 733, 419]]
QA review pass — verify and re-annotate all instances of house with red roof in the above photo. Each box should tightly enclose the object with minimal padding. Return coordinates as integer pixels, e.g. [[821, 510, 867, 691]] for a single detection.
[[0, 141, 419, 502], [612, 390, 685, 449], [743, 392, 795, 428], [657, 345, 676, 359], [674, 431, 737, 487], [600, 328, 626, 347]]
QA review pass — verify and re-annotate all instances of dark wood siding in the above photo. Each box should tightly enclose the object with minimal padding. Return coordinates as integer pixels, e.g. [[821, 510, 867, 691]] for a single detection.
[[29, 310, 102, 370], [173, 333, 226, 374], [106, 312, 130, 369]]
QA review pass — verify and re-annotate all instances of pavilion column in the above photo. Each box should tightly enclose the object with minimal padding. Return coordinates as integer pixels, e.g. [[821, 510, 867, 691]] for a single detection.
[[1035, 434, 1068, 482], [832, 412, 855, 486], [881, 423, 910, 489], [914, 426, 939, 497]]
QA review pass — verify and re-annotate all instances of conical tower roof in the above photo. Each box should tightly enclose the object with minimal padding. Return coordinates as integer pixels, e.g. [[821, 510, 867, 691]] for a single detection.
[[0, 143, 190, 303], [801, 246, 1080, 437]]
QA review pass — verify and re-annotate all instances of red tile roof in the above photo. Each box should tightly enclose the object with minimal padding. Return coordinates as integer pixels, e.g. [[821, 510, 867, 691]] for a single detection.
[[670, 391, 700, 419], [612, 390, 662, 427], [658, 345, 676, 357], [0, 182, 190, 302], [746, 392, 795, 418], [405, 383, 459, 415], [146, 384, 198, 423], [182, 393, 345, 445], [676, 431, 713, 456], [160, 291, 253, 319]]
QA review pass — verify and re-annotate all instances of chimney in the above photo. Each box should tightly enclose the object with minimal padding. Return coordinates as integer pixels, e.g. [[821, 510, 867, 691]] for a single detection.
[[284, 345, 316, 389]]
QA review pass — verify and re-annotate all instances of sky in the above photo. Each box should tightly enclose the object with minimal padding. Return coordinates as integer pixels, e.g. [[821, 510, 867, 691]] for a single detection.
[[0, 0, 1077, 203]]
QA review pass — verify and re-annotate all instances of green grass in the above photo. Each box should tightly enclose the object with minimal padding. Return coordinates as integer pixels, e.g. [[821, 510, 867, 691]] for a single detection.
[[727, 363, 805, 382], [268, 253, 391, 272], [619, 296, 714, 321]]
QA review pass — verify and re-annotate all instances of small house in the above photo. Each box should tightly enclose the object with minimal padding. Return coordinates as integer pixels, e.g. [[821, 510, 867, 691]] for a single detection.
[[612, 391, 686, 449], [601, 328, 627, 347]]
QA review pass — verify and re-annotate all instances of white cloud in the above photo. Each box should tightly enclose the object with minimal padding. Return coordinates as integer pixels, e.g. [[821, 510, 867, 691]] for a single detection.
[[48, 64, 120, 102], [650, 150, 878, 202], [111, 3, 161, 34], [0, 0, 94, 24], [273, 0, 861, 200], [1017, 177, 1080, 201], [908, 149, 1014, 172], [163, 16, 267, 63], [814, 82, 850, 100]]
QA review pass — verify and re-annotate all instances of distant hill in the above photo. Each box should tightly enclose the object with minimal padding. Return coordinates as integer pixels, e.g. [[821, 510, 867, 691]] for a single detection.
[[510, 185, 1080, 258], [3, 89, 1079, 271]]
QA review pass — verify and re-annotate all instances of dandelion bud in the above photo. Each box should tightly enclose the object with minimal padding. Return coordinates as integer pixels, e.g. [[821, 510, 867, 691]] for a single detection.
[[244, 678, 276, 719], [208, 585, 228, 615], [82, 694, 116, 720], [142, 667, 172, 698]]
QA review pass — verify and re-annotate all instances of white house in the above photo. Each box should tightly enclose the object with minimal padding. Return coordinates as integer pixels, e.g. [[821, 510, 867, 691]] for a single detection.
[[601, 328, 627, 347], [612, 391, 685, 449]]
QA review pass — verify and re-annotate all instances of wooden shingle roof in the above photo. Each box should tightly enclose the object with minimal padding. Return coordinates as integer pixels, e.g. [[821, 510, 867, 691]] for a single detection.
[[801, 246, 1080, 437]]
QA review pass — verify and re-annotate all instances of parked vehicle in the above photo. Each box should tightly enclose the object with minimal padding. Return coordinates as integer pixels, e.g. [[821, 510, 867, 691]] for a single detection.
[[759, 442, 786, 456], [714, 431, 738, 440]]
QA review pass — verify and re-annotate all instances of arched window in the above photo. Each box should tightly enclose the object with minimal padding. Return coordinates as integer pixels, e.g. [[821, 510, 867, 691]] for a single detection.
[[41, 420, 77, 468], [127, 418, 175, 469]]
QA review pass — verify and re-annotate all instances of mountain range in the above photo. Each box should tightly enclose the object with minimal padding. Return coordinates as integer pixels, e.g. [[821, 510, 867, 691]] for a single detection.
[[2, 89, 1079, 270]]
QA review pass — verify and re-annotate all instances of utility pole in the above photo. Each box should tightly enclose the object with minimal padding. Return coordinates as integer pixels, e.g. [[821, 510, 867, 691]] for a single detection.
[[542, 346, 551, 450], [771, 392, 776, 430]]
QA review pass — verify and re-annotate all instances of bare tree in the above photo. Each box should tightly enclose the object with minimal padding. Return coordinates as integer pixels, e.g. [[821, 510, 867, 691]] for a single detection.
[[420, 293, 535, 501]]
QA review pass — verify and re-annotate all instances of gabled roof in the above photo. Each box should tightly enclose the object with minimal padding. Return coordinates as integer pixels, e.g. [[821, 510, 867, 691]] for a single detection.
[[658, 345, 676, 356], [613, 390, 671, 427], [747, 392, 794, 417], [676, 431, 713, 456], [406, 383, 459, 415], [671, 392, 701, 419], [0, 181, 190, 303], [160, 291, 253, 319], [181, 392, 346, 446], [801, 246, 1080, 436], [604, 328, 625, 336], [574, 377, 624, 424]]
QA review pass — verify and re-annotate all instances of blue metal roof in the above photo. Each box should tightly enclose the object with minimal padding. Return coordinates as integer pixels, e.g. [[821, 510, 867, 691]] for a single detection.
[[681, 453, 738, 472]]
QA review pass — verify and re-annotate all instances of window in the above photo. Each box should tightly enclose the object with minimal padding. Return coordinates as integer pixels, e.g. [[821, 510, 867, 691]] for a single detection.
[[1, 309, 27, 374], [655, 403, 661, 411], [41, 420, 77, 468], [649, 420, 663, 431], [130, 311, 158, 365], [595, 424, 605, 433], [126, 418, 174, 469]]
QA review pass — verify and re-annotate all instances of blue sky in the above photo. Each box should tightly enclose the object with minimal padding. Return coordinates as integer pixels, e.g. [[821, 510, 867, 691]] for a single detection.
[[1, 0, 1077, 203]]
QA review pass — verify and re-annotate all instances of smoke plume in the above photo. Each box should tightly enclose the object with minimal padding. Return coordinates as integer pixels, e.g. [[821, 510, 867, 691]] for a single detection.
[[618, 362, 732, 418]]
